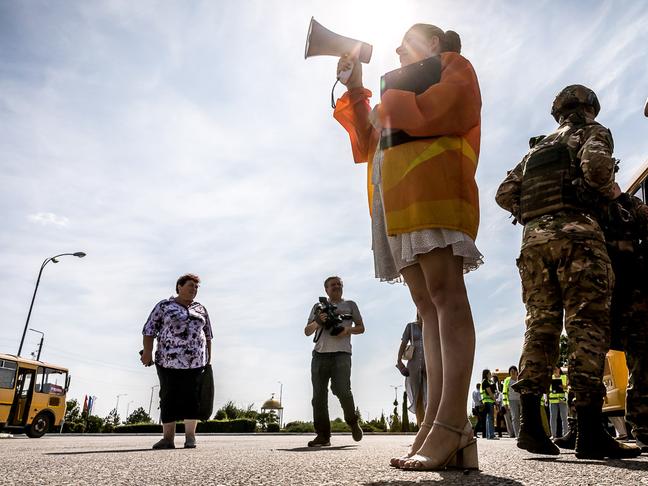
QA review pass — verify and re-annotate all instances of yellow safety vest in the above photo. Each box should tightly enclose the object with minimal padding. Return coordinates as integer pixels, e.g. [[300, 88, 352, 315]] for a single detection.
[[549, 374, 567, 403]]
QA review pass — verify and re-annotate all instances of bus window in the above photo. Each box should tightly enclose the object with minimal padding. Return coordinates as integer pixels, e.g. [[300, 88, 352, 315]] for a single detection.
[[41, 368, 67, 395], [632, 182, 645, 203], [0, 359, 17, 389]]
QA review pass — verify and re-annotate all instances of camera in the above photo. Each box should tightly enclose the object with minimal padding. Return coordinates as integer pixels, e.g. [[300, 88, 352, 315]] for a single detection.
[[315, 296, 352, 336]]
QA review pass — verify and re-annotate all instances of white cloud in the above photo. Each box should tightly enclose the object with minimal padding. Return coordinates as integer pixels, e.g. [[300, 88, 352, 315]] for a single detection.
[[2, 0, 647, 423], [28, 212, 70, 227]]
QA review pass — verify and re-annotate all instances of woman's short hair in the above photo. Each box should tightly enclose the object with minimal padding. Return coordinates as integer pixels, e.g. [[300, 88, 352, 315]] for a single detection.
[[176, 273, 200, 293], [509, 365, 518, 374], [410, 24, 462, 54], [482, 368, 490, 380]]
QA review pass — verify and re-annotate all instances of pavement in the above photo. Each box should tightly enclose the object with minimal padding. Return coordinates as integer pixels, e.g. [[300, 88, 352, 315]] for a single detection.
[[1, 433, 647, 485]]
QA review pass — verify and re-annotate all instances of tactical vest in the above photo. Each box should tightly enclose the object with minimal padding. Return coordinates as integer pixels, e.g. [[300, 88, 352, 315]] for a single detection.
[[519, 137, 585, 224]]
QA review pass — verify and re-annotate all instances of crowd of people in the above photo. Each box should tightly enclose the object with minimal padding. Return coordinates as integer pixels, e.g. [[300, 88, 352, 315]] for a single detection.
[[135, 17, 647, 470]]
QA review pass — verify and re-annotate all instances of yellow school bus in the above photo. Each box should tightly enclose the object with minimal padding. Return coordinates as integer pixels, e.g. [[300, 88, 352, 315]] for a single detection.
[[0, 353, 69, 437], [602, 160, 648, 415]]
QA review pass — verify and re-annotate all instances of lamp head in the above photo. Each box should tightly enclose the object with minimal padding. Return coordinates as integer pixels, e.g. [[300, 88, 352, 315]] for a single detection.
[[73, 252, 86, 258]]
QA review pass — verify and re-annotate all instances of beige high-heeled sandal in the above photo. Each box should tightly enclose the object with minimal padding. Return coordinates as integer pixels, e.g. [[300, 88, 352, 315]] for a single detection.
[[389, 422, 432, 468], [402, 420, 478, 471]]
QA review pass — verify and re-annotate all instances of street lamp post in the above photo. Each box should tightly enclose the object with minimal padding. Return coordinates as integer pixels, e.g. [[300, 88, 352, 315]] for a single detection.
[[277, 381, 283, 428], [115, 393, 127, 417], [126, 400, 134, 418], [149, 385, 160, 416], [18, 251, 86, 357], [28, 328, 44, 361]]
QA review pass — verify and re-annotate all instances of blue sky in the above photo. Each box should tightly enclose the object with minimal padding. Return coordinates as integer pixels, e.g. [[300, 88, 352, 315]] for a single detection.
[[2, 0, 647, 424]]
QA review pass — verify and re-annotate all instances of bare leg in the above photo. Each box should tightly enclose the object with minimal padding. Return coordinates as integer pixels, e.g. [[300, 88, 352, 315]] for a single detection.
[[400, 264, 442, 454], [185, 419, 198, 441], [162, 422, 175, 441], [415, 391, 426, 426], [409, 247, 476, 463]]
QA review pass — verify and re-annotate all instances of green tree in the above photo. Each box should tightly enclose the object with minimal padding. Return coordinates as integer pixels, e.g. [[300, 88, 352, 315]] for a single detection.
[[256, 410, 278, 431], [105, 408, 121, 427], [64, 399, 81, 423], [214, 401, 258, 420], [126, 407, 152, 425], [401, 391, 410, 432], [85, 415, 105, 433]]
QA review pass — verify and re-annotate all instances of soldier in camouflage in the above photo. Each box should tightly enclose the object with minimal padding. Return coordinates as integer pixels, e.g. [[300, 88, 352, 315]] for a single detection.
[[495, 84, 640, 459], [601, 184, 648, 450]]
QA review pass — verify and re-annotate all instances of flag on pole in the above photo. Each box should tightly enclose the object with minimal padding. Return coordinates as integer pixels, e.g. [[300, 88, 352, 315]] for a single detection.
[[87, 396, 94, 415], [82, 395, 88, 414]]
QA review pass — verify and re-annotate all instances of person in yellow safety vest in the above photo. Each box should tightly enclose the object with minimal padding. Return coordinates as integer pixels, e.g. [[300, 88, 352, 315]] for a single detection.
[[503, 365, 521, 438], [549, 366, 568, 439], [481, 369, 498, 439]]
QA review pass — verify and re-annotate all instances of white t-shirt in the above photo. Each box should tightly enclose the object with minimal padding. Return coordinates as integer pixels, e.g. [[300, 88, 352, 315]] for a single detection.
[[307, 299, 362, 354]]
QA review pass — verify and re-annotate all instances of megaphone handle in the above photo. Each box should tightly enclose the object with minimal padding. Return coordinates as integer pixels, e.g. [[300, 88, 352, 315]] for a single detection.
[[337, 67, 353, 84]]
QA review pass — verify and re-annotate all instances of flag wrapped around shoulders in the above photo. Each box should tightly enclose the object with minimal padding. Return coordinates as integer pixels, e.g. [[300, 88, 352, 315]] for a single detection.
[[334, 52, 482, 240]]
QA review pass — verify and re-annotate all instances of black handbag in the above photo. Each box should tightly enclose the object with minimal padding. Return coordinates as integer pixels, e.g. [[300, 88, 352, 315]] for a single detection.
[[197, 364, 214, 420]]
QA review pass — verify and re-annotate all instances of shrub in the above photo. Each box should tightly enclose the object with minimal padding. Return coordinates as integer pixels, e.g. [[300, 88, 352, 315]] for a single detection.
[[114, 422, 162, 433], [197, 419, 256, 433], [111, 419, 255, 434], [283, 421, 315, 433], [61, 421, 85, 433], [360, 423, 378, 433], [330, 418, 350, 433], [85, 415, 104, 433], [266, 423, 280, 432]]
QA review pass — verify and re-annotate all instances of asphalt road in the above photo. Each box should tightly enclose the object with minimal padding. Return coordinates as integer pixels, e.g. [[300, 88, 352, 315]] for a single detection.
[[1, 434, 647, 485]]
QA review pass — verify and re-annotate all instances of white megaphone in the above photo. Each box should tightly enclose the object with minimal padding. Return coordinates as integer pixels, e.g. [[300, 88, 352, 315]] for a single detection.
[[304, 17, 372, 83]]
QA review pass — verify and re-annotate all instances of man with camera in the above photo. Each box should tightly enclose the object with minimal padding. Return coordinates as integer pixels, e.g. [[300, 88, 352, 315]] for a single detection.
[[304, 276, 365, 447]]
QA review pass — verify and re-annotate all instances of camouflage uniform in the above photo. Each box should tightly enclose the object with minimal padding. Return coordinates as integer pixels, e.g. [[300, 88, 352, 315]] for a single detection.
[[495, 100, 615, 407], [601, 193, 648, 437]]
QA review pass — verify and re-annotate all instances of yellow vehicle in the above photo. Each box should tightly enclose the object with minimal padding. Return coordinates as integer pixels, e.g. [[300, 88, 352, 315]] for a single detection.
[[602, 158, 648, 416], [0, 353, 69, 438]]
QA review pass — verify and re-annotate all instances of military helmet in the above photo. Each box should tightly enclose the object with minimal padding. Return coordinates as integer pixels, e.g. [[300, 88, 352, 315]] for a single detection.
[[551, 84, 600, 122]]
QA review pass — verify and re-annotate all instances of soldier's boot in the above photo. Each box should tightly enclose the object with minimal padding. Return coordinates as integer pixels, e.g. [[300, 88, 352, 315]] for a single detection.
[[575, 404, 641, 459], [634, 432, 648, 452], [553, 416, 577, 450], [516, 394, 560, 455]]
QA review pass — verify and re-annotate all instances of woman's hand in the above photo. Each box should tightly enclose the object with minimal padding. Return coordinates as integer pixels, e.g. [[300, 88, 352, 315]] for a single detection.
[[396, 361, 409, 377], [140, 349, 153, 367], [337, 54, 363, 89]]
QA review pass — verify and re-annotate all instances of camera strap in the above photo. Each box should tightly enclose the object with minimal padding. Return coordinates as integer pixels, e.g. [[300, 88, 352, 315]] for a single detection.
[[313, 327, 323, 343]]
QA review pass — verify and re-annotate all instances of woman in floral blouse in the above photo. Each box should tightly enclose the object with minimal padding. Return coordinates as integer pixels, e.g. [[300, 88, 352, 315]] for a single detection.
[[141, 273, 213, 449]]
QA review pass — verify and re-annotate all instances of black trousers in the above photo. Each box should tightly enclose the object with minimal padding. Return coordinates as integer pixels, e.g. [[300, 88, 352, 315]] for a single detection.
[[311, 351, 357, 438]]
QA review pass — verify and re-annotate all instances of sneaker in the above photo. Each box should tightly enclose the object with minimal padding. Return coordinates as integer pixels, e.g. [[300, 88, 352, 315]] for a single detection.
[[350, 421, 363, 442], [152, 439, 175, 450], [307, 436, 331, 447]]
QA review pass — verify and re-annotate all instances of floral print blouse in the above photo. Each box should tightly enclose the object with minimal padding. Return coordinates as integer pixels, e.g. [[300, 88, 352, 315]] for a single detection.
[[142, 298, 213, 369]]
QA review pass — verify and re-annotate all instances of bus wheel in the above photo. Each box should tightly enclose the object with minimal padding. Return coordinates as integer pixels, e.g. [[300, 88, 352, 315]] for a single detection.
[[26, 412, 51, 438]]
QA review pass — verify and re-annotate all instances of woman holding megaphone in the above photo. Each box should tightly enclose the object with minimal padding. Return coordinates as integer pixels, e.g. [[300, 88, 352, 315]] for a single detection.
[[334, 24, 482, 471]]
